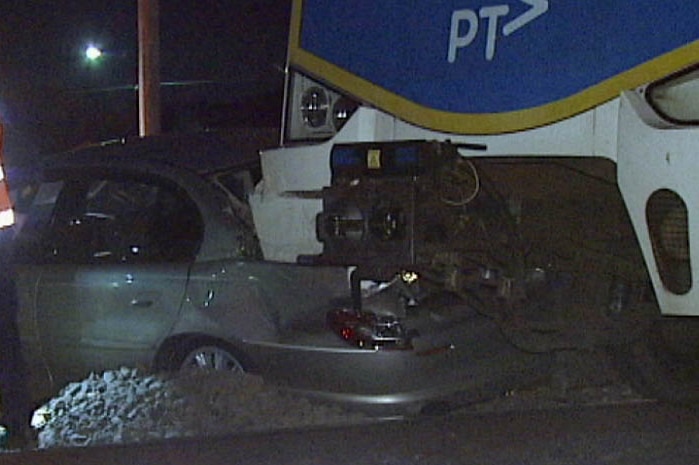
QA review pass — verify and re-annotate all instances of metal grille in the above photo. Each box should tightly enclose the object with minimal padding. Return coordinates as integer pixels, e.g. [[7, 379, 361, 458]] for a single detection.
[[646, 189, 692, 294]]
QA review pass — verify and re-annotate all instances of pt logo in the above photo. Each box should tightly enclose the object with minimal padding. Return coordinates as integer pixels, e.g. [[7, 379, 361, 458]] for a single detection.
[[447, 0, 549, 62]]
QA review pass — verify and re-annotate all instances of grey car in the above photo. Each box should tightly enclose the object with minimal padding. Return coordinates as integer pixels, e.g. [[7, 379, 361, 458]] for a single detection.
[[12, 134, 549, 413]]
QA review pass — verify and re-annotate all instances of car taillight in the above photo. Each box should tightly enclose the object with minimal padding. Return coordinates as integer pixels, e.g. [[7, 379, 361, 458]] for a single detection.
[[326, 308, 413, 350]]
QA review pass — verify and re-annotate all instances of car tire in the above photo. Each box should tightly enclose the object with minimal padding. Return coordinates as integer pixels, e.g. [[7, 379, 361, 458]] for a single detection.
[[616, 316, 699, 403], [177, 340, 247, 374]]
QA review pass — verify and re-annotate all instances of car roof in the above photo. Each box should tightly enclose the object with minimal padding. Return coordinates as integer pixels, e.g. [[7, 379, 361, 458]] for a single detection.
[[7, 132, 261, 211], [19, 132, 259, 176]]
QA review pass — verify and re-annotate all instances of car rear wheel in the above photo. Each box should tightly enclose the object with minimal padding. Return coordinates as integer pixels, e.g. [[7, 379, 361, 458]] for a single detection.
[[179, 344, 246, 374], [616, 317, 699, 403]]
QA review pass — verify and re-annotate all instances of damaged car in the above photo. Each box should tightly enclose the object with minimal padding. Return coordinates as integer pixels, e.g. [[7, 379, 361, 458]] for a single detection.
[[12, 134, 551, 414]]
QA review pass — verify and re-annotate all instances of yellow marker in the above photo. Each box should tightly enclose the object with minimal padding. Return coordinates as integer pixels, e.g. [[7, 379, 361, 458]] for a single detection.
[[367, 149, 381, 169]]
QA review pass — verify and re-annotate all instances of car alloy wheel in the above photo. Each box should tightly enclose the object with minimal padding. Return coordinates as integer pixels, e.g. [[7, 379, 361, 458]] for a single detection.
[[180, 345, 245, 374]]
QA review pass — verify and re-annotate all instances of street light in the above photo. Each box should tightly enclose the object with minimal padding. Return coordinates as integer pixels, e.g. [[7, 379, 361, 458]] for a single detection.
[[85, 46, 103, 61], [84, 45, 104, 63]]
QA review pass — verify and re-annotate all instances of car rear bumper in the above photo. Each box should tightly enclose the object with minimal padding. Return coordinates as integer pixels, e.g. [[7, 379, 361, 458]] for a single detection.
[[243, 317, 553, 414]]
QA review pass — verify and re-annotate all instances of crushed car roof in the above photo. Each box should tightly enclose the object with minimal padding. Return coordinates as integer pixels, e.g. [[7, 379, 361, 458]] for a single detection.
[[14, 132, 259, 175]]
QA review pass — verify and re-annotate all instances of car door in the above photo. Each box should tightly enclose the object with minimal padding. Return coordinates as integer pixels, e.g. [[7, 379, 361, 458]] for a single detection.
[[21, 170, 204, 386]]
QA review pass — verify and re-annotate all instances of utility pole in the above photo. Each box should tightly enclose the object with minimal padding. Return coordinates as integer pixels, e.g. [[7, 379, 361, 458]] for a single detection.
[[138, 0, 161, 136]]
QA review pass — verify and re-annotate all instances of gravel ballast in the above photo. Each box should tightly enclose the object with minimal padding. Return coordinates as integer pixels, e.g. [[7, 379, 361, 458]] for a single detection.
[[31, 368, 369, 449], [27, 351, 649, 450]]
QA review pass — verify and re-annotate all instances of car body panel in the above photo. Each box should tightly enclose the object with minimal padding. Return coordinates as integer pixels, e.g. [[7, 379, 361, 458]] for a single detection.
[[175, 259, 552, 412], [180, 260, 350, 343], [33, 263, 188, 375], [244, 312, 551, 412]]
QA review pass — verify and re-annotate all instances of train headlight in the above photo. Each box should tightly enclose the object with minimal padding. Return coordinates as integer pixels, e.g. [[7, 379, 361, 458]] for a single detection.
[[300, 86, 330, 128], [285, 72, 358, 142]]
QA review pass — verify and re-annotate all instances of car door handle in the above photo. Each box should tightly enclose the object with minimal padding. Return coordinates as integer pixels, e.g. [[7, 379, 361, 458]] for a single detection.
[[130, 299, 154, 308]]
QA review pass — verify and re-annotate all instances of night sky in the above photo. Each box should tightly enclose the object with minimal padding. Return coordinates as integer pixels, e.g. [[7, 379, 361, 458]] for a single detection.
[[0, 0, 290, 163]]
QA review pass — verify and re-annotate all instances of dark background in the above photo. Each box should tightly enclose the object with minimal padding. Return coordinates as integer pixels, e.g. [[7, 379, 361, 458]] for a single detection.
[[0, 0, 291, 165]]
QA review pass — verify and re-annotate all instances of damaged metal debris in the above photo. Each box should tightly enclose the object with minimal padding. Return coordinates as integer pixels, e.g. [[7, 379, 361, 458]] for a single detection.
[[309, 141, 652, 354]]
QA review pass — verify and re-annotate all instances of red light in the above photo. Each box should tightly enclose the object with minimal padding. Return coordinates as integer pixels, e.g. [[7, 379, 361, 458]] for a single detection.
[[340, 327, 355, 341]]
